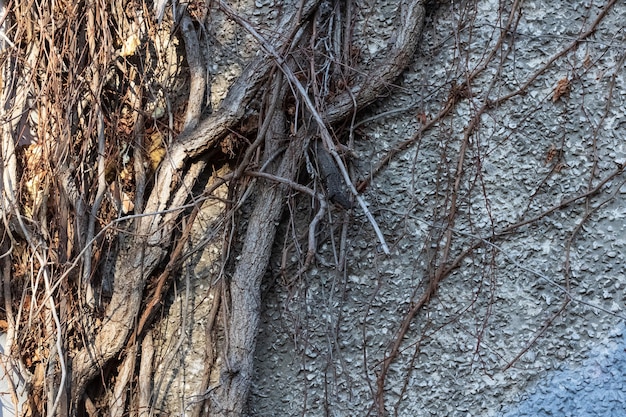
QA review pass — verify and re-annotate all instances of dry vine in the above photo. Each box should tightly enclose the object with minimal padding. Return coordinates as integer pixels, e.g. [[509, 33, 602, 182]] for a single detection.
[[1, 0, 623, 416], [0, 0, 425, 415], [362, 0, 625, 415]]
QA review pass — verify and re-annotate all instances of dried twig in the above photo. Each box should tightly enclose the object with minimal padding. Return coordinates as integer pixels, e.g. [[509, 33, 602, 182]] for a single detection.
[[110, 344, 136, 417], [180, 10, 205, 132], [245, 170, 327, 268]]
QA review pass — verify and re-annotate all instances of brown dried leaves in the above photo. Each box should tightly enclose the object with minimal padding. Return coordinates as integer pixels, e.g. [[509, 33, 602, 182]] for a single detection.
[[552, 77, 571, 102]]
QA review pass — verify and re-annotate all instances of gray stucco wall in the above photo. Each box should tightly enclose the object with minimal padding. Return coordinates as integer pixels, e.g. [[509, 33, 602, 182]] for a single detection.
[[251, 0, 626, 415], [143, 1, 626, 415], [500, 324, 626, 417]]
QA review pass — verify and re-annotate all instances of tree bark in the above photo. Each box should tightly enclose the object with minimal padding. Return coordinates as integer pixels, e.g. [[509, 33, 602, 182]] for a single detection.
[[208, 108, 303, 415]]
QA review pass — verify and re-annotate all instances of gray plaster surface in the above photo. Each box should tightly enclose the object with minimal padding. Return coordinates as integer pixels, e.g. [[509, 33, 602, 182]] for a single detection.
[[499, 324, 626, 417], [250, 0, 626, 416], [147, 0, 626, 415]]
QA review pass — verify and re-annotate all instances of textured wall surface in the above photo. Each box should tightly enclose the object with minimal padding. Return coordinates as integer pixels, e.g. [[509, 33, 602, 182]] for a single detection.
[[500, 325, 626, 417], [249, 0, 626, 415], [144, 1, 626, 415]]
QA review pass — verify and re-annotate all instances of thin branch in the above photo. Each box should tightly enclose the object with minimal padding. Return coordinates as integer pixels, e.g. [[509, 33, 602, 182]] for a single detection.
[[110, 344, 137, 417], [245, 170, 327, 268], [82, 108, 107, 308], [180, 11, 205, 132]]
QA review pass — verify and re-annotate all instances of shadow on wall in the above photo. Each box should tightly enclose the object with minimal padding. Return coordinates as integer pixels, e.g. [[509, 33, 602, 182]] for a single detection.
[[0, 333, 26, 417], [499, 324, 626, 417]]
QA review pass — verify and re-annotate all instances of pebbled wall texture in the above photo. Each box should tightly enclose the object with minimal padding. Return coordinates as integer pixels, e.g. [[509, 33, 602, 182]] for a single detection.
[[148, 0, 625, 415], [499, 325, 626, 416], [249, 0, 626, 416]]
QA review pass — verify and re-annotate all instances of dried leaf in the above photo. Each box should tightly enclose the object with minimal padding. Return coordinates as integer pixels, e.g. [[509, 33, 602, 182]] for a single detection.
[[545, 144, 558, 164], [416, 111, 428, 125], [147, 131, 166, 171], [121, 34, 140, 57], [121, 190, 135, 214], [552, 77, 570, 102]]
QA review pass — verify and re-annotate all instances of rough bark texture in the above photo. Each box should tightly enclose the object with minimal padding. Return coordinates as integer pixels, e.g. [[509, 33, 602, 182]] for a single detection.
[[68, 0, 325, 409], [208, 109, 301, 415]]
